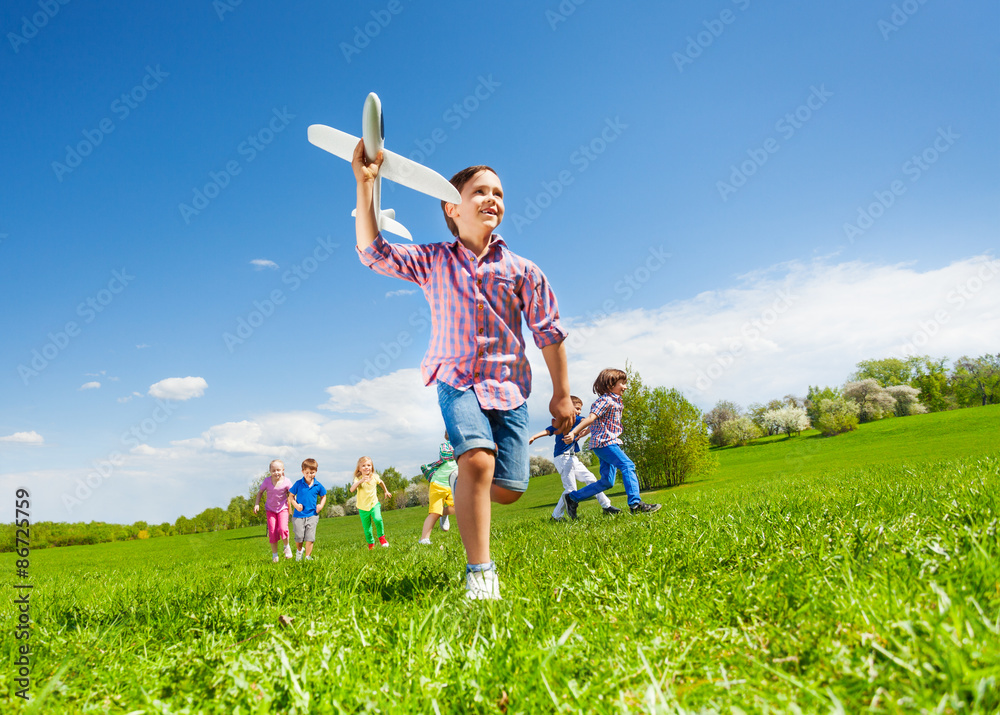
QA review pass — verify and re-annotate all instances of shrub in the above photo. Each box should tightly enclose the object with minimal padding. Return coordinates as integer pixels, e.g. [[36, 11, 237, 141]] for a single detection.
[[405, 482, 429, 508], [623, 365, 714, 488], [762, 405, 811, 437], [816, 396, 860, 436], [719, 416, 761, 446], [530, 455, 556, 477], [886, 384, 927, 417], [844, 379, 896, 422], [343, 496, 359, 516], [323, 504, 346, 518], [703, 400, 741, 446]]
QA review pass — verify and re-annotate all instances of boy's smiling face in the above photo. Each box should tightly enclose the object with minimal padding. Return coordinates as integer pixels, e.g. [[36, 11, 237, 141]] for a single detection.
[[446, 170, 504, 239], [610, 379, 627, 397], [302, 467, 316, 484]]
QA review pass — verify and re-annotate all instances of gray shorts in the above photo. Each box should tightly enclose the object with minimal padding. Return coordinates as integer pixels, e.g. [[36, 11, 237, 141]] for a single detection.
[[293, 516, 319, 543]]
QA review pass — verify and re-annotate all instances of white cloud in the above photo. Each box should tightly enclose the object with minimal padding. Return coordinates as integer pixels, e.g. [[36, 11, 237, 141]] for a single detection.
[[118, 391, 144, 404], [251, 259, 278, 270], [148, 376, 208, 401], [386, 288, 417, 298], [0, 431, 44, 444], [136, 344, 150, 349], [79, 381, 101, 390]]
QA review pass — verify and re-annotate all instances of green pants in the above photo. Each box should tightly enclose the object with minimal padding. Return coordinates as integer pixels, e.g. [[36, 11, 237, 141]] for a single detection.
[[359, 503, 384, 544]]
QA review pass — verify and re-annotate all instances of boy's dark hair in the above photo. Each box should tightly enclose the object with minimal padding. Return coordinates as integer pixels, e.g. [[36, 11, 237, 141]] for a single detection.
[[441, 165, 498, 236], [593, 368, 627, 395], [570, 395, 583, 405], [301, 458, 318, 471]]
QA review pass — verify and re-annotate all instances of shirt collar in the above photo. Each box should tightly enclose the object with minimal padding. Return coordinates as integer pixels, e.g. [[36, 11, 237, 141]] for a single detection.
[[451, 234, 507, 260]]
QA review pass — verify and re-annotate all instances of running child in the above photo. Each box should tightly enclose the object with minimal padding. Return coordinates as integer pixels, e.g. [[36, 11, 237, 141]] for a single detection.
[[352, 145, 574, 600], [418, 432, 456, 544], [561, 369, 662, 518], [253, 459, 293, 562], [349, 456, 391, 549], [528, 395, 620, 519], [289, 458, 327, 561]]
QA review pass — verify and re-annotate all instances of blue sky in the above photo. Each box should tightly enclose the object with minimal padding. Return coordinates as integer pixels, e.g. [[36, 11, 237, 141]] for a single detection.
[[2, 1, 998, 524]]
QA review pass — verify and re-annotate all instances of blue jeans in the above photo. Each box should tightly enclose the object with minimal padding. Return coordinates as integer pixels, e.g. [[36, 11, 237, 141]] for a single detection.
[[436, 381, 531, 493], [569, 443, 641, 507]]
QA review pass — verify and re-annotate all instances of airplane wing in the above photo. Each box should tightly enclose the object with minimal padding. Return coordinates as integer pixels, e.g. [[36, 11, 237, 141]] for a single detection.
[[307, 124, 360, 162], [380, 148, 462, 205]]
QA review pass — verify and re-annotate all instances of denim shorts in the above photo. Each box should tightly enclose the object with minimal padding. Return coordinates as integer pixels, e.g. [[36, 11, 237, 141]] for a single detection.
[[436, 381, 530, 493]]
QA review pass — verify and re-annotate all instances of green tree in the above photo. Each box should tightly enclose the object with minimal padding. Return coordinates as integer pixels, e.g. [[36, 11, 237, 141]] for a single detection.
[[805, 386, 840, 425], [378, 466, 409, 510], [702, 400, 740, 446], [906, 356, 953, 412], [622, 365, 714, 489], [952, 354, 1000, 407], [852, 358, 912, 387]]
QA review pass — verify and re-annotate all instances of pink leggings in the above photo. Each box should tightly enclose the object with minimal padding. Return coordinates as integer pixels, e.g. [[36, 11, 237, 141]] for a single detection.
[[266, 509, 289, 544]]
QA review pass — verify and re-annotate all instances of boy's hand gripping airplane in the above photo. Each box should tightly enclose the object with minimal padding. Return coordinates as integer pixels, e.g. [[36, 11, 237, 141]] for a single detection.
[[307, 92, 461, 240]]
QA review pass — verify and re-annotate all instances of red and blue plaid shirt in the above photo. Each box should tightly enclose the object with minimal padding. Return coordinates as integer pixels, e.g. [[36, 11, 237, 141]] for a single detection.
[[358, 233, 567, 410], [588, 393, 624, 448]]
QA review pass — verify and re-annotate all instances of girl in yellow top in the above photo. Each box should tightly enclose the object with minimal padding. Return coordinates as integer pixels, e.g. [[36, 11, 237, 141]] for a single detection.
[[350, 456, 392, 549]]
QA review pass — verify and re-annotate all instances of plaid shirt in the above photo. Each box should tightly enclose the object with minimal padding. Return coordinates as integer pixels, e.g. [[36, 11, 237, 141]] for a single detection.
[[358, 233, 567, 410], [588, 393, 624, 448]]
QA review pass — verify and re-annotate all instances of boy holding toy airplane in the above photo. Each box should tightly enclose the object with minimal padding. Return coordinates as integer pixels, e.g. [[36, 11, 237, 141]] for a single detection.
[[351, 143, 574, 600]]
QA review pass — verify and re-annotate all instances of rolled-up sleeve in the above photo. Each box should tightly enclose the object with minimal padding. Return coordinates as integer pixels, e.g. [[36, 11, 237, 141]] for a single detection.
[[357, 233, 432, 285], [522, 263, 568, 349]]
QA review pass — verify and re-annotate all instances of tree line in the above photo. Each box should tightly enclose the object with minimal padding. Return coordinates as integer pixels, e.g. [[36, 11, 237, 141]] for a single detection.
[[702, 353, 999, 446]]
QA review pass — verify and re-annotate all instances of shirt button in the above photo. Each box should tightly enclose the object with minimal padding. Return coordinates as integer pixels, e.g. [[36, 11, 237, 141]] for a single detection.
[[478, 328, 484, 334], [477, 279, 482, 286], [478, 350, 485, 357], [478, 303, 484, 310], [474, 372, 480, 378]]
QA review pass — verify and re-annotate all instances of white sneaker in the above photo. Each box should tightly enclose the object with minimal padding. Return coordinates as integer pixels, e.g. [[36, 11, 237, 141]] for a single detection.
[[271, 553, 279, 563], [448, 469, 459, 501], [440, 515, 450, 531], [304, 555, 313, 561], [295, 549, 303, 562], [465, 566, 502, 600], [418, 538, 431, 545], [284, 545, 293, 559]]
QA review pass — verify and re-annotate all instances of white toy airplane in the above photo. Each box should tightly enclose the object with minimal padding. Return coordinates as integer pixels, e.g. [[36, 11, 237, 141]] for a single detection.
[[308, 92, 461, 240]]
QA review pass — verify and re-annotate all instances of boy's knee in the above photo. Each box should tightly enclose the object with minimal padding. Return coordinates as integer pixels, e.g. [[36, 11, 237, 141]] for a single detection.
[[491, 485, 522, 505]]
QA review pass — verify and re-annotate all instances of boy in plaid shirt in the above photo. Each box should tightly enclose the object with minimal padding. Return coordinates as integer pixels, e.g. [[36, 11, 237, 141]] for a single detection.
[[561, 368, 662, 518], [352, 142, 574, 600]]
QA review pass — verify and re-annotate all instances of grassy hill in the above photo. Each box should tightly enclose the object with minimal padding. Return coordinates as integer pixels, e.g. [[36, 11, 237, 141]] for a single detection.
[[3, 406, 998, 712]]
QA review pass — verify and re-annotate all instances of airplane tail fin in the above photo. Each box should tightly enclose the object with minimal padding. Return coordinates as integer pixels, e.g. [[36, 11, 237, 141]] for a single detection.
[[348, 208, 413, 240]]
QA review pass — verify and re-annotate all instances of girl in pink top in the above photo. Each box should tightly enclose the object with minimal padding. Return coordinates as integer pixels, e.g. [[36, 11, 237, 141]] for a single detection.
[[253, 459, 293, 562]]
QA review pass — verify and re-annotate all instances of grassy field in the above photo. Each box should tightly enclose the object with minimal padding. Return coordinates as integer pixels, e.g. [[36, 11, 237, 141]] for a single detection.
[[3, 406, 999, 713]]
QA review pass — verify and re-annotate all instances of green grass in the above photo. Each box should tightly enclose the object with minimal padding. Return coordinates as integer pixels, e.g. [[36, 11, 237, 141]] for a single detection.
[[3, 407, 999, 713]]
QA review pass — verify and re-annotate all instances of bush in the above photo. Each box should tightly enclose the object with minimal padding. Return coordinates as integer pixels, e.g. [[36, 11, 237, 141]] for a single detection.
[[530, 455, 556, 477], [886, 384, 928, 417], [622, 365, 714, 488], [816, 396, 860, 436], [719, 416, 761, 446], [703, 400, 741, 446], [762, 405, 811, 437], [343, 496, 359, 516], [404, 482, 429, 508], [323, 504, 346, 518], [844, 379, 896, 422]]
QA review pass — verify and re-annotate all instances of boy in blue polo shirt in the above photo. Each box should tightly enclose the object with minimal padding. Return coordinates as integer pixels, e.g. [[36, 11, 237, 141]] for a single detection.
[[289, 458, 327, 561], [529, 395, 620, 519]]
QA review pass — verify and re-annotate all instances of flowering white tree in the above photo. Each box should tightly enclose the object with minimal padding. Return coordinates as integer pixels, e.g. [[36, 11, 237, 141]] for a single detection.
[[816, 397, 860, 436], [762, 405, 811, 437], [886, 384, 927, 417], [844, 379, 897, 422], [720, 416, 761, 446]]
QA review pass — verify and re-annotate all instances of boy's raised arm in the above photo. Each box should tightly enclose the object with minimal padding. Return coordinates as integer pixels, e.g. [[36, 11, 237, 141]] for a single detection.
[[541, 341, 575, 434], [352, 139, 383, 252]]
